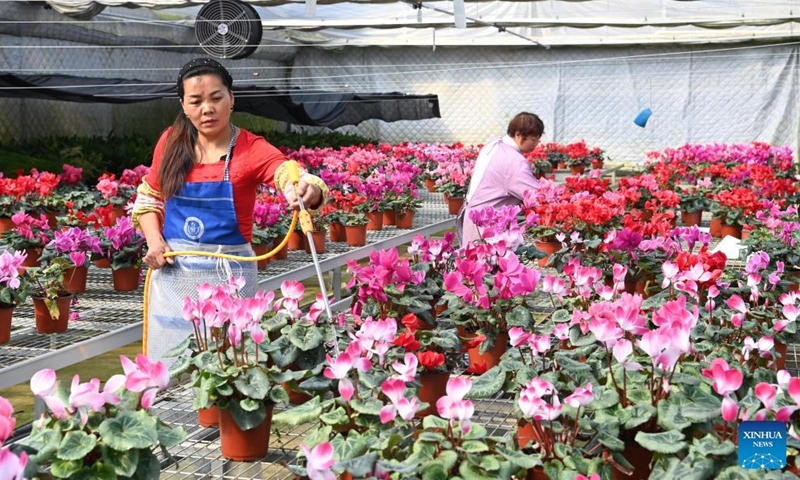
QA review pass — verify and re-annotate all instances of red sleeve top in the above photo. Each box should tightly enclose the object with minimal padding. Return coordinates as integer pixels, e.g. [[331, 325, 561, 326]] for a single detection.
[[145, 128, 286, 242]]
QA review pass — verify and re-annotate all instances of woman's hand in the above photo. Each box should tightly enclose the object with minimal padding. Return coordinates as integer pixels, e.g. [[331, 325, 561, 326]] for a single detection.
[[143, 237, 174, 269], [285, 179, 323, 210]]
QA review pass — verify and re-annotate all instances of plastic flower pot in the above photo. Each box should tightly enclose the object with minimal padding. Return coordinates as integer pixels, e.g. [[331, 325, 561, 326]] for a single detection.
[[33, 294, 71, 334], [304, 230, 327, 254], [112, 267, 140, 291], [721, 224, 742, 239], [287, 230, 305, 251], [63, 266, 88, 294], [534, 241, 561, 268], [329, 222, 347, 242], [396, 211, 414, 229], [197, 405, 219, 427], [252, 243, 270, 270], [20, 248, 42, 268], [272, 239, 289, 260], [382, 209, 397, 226], [416, 371, 450, 418], [446, 196, 464, 215], [570, 165, 586, 175], [218, 404, 274, 461], [425, 178, 436, 192], [710, 217, 723, 238], [345, 225, 368, 247], [467, 333, 508, 373], [0, 217, 13, 234], [0, 305, 13, 344], [366, 212, 383, 231], [681, 210, 703, 227]]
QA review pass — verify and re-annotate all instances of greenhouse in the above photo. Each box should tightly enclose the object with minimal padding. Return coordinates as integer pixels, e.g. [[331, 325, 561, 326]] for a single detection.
[[0, 1, 799, 479]]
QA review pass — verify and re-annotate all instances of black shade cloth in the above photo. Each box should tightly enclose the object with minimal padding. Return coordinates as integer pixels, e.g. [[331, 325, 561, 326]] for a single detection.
[[0, 73, 440, 128]]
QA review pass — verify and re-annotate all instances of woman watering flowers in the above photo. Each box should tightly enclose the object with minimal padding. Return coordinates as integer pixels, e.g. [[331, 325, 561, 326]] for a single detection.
[[132, 58, 328, 364]]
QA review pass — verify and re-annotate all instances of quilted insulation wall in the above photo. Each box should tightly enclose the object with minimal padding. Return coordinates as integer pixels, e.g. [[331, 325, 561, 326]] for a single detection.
[[291, 42, 800, 163]]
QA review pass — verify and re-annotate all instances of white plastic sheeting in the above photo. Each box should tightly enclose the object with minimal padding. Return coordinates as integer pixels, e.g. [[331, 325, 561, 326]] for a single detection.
[[290, 42, 800, 163], [45, 0, 800, 47]]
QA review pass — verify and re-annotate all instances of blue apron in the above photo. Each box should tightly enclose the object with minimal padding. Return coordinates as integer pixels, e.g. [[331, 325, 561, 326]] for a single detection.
[[147, 127, 258, 366]]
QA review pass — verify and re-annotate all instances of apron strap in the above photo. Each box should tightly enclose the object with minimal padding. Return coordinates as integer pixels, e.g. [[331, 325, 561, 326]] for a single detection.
[[222, 124, 238, 182]]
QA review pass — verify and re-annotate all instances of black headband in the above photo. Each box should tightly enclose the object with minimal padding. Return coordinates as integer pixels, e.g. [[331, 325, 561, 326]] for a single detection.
[[177, 57, 233, 97]]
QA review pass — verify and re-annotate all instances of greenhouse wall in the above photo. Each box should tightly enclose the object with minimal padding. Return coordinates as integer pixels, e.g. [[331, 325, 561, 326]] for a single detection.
[[291, 43, 800, 163]]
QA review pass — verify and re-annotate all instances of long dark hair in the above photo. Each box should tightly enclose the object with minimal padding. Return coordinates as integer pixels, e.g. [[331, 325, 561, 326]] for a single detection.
[[158, 59, 233, 199]]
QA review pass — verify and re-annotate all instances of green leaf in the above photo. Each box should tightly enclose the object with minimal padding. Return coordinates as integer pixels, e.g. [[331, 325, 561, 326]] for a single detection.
[[320, 407, 350, 426], [459, 460, 497, 480], [168, 354, 193, 379], [505, 306, 534, 328], [553, 352, 592, 371], [272, 397, 324, 426], [288, 323, 324, 351], [497, 446, 542, 469], [156, 421, 185, 449], [623, 404, 656, 431], [265, 335, 298, 368], [635, 430, 687, 454], [98, 410, 158, 451], [460, 440, 489, 453], [423, 415, 450, 430], [331, 434, 368, 461], [101, 444, 139, 477], [22, 428, 62, 464], [131, 449, 161, 480], [657, 397, 692, 431], [163, 336, 193, 359], [465, 367, 505, 399], [269, 385, 290, 404], [337, 452, 378, 477], [51, 459, 84, 478], [478, 455, 500, 471], [350, 397, 383, 416], [691, 434, 735, 457], [438, 450, 459, 472], [233, 367, 270, 400], [57, 430, 98, 461], [240, 397, 262, 412], [597, 431, 625, 451], [418, 431, 447, 442], [422, 462, 449, 480], [551, 309, 571, 323], [229, 400, 267, 431]]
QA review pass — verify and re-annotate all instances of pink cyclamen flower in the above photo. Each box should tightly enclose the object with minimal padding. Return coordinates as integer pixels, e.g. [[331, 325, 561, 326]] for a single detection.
[[0, 448, 27, 480], [754, 382, 778, 410], [120, 354, 170, 409], [721, 396, 739, 422], [564, 383, 594, 408], [300, 442, 336, 480], [701, 358, 743, 397]]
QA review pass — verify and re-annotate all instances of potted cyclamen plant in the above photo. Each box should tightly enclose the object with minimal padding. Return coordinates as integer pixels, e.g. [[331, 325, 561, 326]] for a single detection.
[[0, 211, 53, 268], [96, 173, 134, 222], [393, 190, 423, 229], [710, 186, 763, 239], [38, 227, 101, 294], [28, 260, 73, 334], [21, 355, 185, 480], [169, 277, 287, 461], [677, 178, 713, 226], [101, 217, 145, 291], [0, 250, 30, 343]]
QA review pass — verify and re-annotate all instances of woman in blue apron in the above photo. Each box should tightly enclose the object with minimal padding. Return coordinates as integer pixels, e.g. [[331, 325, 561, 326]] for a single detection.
[[132, 58, 327, 365]]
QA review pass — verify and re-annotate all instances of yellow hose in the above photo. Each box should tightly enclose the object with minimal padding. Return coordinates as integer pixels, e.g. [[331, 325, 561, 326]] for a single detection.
[[142, 210, 300, 354]]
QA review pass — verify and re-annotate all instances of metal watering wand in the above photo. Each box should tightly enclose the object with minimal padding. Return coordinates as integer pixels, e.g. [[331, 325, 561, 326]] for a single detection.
[[142, 160, 340, 356]]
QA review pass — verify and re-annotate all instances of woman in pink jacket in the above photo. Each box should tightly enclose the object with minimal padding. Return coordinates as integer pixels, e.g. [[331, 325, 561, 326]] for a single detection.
[[457, 112, 545, 245]]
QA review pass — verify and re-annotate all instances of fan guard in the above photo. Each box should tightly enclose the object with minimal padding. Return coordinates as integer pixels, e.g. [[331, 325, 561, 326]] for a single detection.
[[195, 0, 263, 60]]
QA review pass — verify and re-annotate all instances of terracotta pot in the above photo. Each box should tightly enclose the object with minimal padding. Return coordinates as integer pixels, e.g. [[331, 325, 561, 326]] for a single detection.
[[44, 211, 58, 229], [112, 206, 126, 223], [611, 440, 654, 480], [283, 382, 314, 405], [534, 241, 561, 268], [94, 257, 111, 269], [721, 224, 742, 239], [467, 333, 508, 373], [63, 266, 88, 294], [681, 210, 703, 227], [0, 217, 13, 234], [287, 230, 305, 251], [741, 227, 752, 241], [382, 210, 397, 226], [329, 222, 347, 242], [272, 239, 289, 260], [592, 159, 604, 170], [517, 419, 540, 449], [366, 211, 383, 231], [112, 267, 140, 291], [197, 405, 219, 427], [710, 217, 723, 238], [635, 277, 656, 299], [416, 371, 450, 418], [252, 243, 270, 270], [345, 224, 368, 247], [304, 230, 327, 254], [218, 404, 273, 461], [446, 197, 464, 215], [33, 295, 71, 334], [640, 210, 653, 221], [425, 178, 436, 192], [775, 341, 788, 371], [0, 305, 13, 344], [570, 165, 586, 175], [558, 162, 566, 170], [527, 466, 550, 480], [20, 248, 42, 268], [396, 211, 414, 229]]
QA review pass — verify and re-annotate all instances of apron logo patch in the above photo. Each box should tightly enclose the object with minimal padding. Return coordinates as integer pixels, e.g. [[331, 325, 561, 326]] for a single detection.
[[184, 216, 205, 240]]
